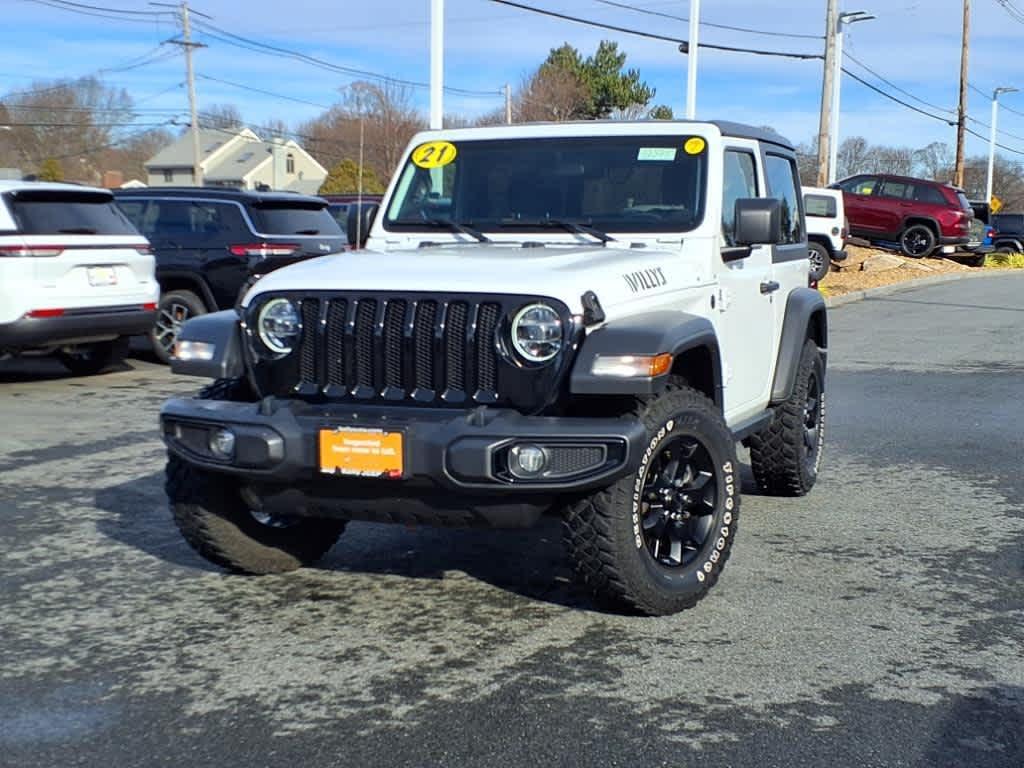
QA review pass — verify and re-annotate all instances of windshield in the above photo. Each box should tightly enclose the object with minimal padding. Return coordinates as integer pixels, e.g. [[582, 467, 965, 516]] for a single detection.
[[7, 191, 138, 236], [384, 136, 708, 235]]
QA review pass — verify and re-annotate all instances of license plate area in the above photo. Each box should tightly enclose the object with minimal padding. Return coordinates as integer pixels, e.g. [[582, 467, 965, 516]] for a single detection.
[[318, 427, 404, 478], [87, 266, 117, 287]]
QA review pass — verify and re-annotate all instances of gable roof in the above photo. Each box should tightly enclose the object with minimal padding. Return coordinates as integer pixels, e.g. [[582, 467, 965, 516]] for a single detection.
[[204, 139, 272, 182], [145, 128, 258, 170]]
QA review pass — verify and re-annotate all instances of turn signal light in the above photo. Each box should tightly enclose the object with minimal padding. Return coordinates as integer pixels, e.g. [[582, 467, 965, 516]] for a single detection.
[[591, 353, 673, 378]]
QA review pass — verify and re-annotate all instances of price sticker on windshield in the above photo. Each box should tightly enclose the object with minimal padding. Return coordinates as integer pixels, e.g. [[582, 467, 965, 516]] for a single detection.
[[412, 141, 458, 169]]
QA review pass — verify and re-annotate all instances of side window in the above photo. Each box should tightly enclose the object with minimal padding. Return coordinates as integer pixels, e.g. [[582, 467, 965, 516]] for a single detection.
[[880, 180, 913, 200], [117, 200, 148, 232], [804, 194, 837, 218], [914, 185, 946, 205], [721, 150, 758, 247], [194, 202, 248, 241], [839, 176, 877, 196], [765, 154, 804, 245]]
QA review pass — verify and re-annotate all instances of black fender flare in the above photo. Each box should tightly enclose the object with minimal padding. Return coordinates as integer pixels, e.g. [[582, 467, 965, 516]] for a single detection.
[[169, 310, 245, 379], [900, 216, 941, 237], [569, 311, 722, 406], [157, 271, 217, 311], [771, 288, 828, 404]]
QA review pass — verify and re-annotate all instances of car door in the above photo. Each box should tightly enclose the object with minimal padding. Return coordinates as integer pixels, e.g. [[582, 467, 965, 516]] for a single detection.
[[716, 141, 775, 418], [839, 175, 881, 235], [878, 178, 916, 238]]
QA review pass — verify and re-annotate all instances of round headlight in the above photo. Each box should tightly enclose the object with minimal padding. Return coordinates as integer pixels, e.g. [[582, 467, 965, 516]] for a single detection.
[[511, 303, 563, 363], [257, 298, 302, 355]]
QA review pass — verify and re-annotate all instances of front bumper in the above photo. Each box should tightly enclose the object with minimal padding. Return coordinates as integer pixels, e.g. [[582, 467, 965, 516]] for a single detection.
[[161, 397, 648, 494], [0, 306, 156, 350], [939, 235, 971, 247]]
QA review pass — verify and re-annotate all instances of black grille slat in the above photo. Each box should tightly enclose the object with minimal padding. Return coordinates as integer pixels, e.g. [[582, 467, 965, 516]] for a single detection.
[[413, 301, 437, 392], [298, 299, 319, 386], [383, 300, 407, 390], [259, 292, 563, 409], [476, 303, 500, 394], [445, 301, 468, 393], [354, 300, 377, 392], [325, 299, 347, 388]]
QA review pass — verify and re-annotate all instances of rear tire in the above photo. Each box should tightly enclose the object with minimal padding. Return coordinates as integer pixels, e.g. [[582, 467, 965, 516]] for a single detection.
[[563, 384, 740, 616], [749, 340, 825, 497], [899, 224, 937, 258], [56, 336, 129, 376], [151, 289, 207, 364], [807, 242, 831, 282]]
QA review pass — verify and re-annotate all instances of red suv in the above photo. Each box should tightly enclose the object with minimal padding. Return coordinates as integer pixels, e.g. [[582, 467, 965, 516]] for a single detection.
[[831, 174, 973, 257]]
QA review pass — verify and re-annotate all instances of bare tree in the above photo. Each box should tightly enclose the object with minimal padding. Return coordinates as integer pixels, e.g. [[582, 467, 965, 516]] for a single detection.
[[515, 66, 589, 122], [836, 136, 872, 179], [913, 141, 954, 182], [199, 103, 244, 131]]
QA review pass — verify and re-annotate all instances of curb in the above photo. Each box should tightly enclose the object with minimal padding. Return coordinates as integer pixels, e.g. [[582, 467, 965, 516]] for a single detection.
[[823, 269, 1024, 308]]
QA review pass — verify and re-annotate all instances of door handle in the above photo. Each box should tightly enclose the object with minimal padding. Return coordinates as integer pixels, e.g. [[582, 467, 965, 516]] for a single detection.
[[760, 280, 781, 295]]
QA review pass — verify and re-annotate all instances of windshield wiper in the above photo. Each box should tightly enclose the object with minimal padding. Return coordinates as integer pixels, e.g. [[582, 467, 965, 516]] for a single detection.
[[58, 227, 97, 234], [422, 217, 491, 243], [294, 229, 320, 235], [501, 218, 614, 245]]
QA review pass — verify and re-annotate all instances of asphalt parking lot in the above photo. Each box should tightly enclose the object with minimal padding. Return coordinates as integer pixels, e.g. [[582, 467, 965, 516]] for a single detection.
[[1, 276, 1022, 768]]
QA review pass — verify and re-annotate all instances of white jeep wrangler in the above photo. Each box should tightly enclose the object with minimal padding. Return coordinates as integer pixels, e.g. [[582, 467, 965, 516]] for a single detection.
[[162, 121, 827, 616]]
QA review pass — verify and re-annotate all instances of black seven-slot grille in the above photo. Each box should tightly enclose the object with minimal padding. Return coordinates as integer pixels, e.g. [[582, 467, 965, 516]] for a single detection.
[[256, 294, 521, 407]]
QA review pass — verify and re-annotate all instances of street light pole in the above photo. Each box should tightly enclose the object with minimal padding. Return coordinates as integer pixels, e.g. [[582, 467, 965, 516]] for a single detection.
[[686, 0, 700, 119], [986, 87, 1018, 205], [430, 0, 444, 130], [828, 10, 875, 185]]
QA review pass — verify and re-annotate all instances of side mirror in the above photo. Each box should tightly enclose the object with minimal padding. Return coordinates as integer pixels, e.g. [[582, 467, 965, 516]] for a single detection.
[[346, 201, 380, 249], [734, 198, 783, 246]]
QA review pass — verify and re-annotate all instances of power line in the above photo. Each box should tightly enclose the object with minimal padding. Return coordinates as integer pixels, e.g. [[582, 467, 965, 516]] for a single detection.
[[191, 20, 502, 96], [22, 0, 174, 24], [196, 74, 334, 111], [843, 50, 955, 117], [31, 0, 166, 15], [487, 0, 823, 59], [592, 0, 824, 40]]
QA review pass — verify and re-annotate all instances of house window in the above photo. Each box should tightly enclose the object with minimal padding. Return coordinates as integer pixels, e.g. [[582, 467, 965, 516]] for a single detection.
[[286, 153, 295, 174], [163, 169, 173, 183]]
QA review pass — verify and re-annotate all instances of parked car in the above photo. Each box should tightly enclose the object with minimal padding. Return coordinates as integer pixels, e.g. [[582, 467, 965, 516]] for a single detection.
[[0, 181, 157, 375], [114, 187, 347, 363], [322, 194, 383, 230], [802, 186, 848, 282], [988, 212, 1024, 254], [831, 173, 972, 258]]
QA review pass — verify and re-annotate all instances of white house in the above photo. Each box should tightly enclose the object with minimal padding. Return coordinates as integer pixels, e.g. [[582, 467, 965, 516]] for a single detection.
[[144, 128, 327, 194]]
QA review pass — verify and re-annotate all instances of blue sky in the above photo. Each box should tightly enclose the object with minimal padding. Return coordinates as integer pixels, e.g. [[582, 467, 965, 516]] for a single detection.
[[4, 0, 1024, 161]]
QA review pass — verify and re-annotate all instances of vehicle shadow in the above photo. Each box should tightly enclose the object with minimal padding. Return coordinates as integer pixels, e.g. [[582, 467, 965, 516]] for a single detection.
[[93, 471, 596, 611], [921, 684, 1023, 767]]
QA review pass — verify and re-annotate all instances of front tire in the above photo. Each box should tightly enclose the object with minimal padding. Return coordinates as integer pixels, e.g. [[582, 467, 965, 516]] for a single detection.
[[900, 224, 937, 258], [749, 340, 825, 497], [563, 384, 740, 616], [166, 376, 344, 573], [807, 242, 831, 282], [56, 337, 129, 376]]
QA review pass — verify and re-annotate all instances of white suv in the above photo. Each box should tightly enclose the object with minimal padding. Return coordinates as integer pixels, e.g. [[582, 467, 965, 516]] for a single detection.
[[802, 186, 847, 282], [0, 182, 158, 375], [161, 121, 827, 616]]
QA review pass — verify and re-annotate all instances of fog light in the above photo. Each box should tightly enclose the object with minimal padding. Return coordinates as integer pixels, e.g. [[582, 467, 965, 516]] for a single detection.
[[509, 444, 548, 478], [209, 428, 236, 459]]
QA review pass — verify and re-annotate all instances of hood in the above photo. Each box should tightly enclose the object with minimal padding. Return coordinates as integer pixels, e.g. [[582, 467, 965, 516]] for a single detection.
[[244, 242, 707, 315]]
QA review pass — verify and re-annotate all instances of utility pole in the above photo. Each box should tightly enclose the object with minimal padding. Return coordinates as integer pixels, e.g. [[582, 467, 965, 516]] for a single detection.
[[161, 1, 206, 186], [430, 0, 444, 129], [685, 0, 700, 119], [816, 0, 838, 187], [504, 83, 512, 124], [954, 0, 970, 188]]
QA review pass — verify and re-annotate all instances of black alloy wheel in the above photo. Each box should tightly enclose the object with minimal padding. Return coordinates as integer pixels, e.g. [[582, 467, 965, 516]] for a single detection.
[[900, 224, 937, 258], [639, 435, 718, 568], [802, 370, 823, 473]]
